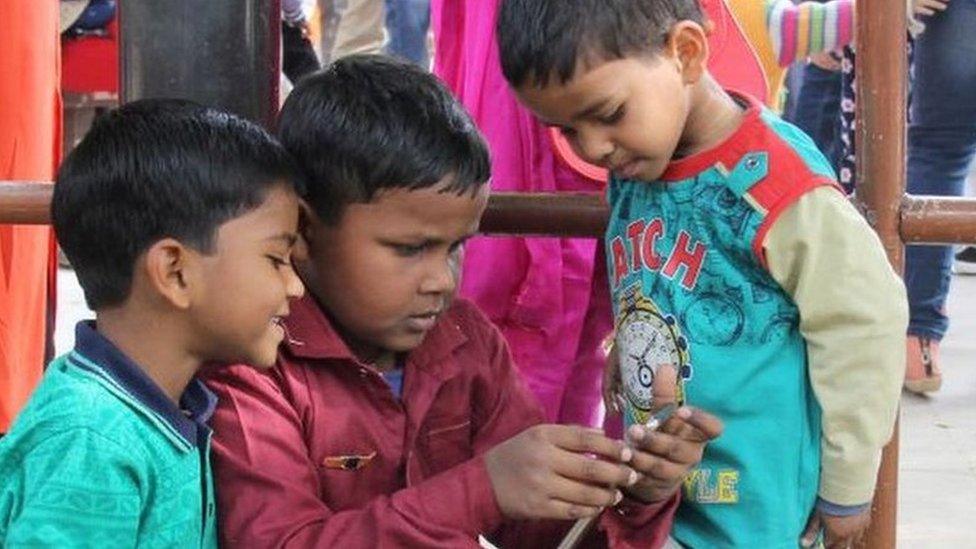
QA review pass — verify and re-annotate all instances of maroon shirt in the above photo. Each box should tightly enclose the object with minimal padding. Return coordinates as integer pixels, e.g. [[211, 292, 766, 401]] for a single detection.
[[204, 295, 676, 548]]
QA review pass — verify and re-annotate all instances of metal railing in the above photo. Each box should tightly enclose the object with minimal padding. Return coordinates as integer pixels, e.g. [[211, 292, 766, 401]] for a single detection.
[[5, 184, 974, 246]]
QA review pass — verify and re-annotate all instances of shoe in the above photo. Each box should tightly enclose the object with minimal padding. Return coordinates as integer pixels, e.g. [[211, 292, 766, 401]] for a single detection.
[[904, 336, 942, 394], [953, 246, 976, 275]]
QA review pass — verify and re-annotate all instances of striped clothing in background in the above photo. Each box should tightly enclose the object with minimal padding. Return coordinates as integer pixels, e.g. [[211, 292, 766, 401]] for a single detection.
[[766, 0, 854, 66]]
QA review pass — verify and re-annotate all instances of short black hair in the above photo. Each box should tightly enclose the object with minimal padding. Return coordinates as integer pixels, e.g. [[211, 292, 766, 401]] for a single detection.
[[497, 0, 704, 87], [278, 54, 490, 224], [53, 99, 302, 310]]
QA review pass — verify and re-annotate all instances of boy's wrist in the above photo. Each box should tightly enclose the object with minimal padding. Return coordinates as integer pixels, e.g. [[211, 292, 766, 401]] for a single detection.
[[816, 497, 871, 517], [621, 481, 678, 505], [467, 455, 506, 532]]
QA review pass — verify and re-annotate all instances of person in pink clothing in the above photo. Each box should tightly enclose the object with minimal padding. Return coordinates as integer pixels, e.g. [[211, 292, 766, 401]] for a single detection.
[[431, 0, 611, 428]]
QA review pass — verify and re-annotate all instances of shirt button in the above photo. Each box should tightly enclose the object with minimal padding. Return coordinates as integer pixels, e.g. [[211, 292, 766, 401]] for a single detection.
[[359, 368, 368, 378]]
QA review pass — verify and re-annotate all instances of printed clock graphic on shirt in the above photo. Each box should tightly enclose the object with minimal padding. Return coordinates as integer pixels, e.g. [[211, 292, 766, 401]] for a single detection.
[[615, 288, 692, 427]]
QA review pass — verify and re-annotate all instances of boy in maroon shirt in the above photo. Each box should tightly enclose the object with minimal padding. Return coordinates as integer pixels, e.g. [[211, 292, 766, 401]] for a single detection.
[[204, 55, 722, 548]]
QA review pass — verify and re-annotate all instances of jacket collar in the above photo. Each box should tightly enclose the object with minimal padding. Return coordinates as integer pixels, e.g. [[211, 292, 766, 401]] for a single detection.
[[71, 321, 216, 450], [280, 295, 468, 381]]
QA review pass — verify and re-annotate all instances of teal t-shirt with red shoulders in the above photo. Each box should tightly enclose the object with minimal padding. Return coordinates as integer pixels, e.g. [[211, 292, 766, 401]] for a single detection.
[[606, 96, 838, 548]]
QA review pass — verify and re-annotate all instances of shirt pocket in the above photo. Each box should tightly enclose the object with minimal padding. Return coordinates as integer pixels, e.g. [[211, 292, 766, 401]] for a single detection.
[[315, 449, 384, 509], [419, 419, 473, 477]]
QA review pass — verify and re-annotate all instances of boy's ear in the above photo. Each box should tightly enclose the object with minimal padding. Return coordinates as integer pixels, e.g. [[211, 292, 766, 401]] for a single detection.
[[666, 21, 709, 85], [143, 238, 195, 310], [296, 199, 318, 254]]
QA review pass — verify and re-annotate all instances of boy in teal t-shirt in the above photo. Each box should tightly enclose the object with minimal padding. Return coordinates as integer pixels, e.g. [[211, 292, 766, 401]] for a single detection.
[[0, 100, 304, 547], [498, 1, 908, 547]]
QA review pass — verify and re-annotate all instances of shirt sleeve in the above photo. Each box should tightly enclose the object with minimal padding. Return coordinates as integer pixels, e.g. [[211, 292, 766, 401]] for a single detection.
[[765, 0, 855, 65], [762, 186, 907, 506], [3, 429, 142, 547], [205, 364, 502, 548]]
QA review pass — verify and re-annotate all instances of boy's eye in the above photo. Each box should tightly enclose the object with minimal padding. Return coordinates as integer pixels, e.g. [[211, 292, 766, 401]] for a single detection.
[[266, 255, 289, 268], [598, 105, 625, 125], [393, 243, 426, 257]]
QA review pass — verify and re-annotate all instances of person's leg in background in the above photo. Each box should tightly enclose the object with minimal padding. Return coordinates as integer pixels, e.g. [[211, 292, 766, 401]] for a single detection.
[[954, 172, 976, 274], [904, 0, 976, 393], [781, 62, 806, 122], [331, 0, 386, 60], [384, 0, 430, 67], [787, 61, 844, 173]]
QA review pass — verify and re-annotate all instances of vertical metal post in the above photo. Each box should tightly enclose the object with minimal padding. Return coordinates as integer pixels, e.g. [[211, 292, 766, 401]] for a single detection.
[[854, 0, 907, 546], [119, 0, 282, 128]]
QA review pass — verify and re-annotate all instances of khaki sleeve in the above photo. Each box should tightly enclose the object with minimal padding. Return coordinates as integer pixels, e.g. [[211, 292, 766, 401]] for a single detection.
[[762, 186, 907, 505]]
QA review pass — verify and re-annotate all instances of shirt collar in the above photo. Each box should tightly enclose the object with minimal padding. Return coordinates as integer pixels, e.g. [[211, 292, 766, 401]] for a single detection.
[[280, 295, 467, 379], [659, 91, 765, 181], [72, 321, 217, 448]]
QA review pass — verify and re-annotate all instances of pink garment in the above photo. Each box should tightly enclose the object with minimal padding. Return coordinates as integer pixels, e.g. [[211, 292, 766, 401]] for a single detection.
[[431, 0, 610, 427]]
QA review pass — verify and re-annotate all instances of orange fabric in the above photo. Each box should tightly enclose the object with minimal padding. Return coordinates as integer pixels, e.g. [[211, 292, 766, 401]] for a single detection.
[[0, 1, 60, 431], [726, 0, 788, 109], [795, 8, 811, 65]]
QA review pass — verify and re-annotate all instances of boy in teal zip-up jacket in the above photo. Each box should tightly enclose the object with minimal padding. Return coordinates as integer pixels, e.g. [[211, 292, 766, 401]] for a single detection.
[[0, 99, 305, 547]]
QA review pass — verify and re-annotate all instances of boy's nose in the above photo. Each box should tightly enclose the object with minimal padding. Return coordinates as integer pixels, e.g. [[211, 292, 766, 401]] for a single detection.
[[283, 264, 306, 299], [420, 257, 459, 295], [576, 131, 614, 165]]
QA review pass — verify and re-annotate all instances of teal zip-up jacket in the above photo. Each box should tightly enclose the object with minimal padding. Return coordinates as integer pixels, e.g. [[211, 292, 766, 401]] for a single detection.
[[0, 322, 218, 548]]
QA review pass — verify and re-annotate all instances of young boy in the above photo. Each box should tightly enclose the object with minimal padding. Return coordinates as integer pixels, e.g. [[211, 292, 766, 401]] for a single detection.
[[0, 99, 305, 546], [203, 54, 723, 548], [496, 1, 907, 548]]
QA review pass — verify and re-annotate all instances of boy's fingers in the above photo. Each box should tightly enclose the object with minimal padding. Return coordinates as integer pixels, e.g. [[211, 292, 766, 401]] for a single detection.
[[627, 428, 702, 466], [628, 449, 690, 482], [661, 407, 723, 442], [800, 511, 822, 548], [550, 448, 639, 488], [548, 425, 632, 462], [546, 473, 624, 508], [546, 499, 604, 521]]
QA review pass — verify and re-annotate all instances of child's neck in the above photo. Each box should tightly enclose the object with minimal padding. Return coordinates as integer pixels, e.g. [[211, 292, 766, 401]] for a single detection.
[[96, 308, 201, 404], [676, 74, 746, 159], [349, 342, 399, 373]]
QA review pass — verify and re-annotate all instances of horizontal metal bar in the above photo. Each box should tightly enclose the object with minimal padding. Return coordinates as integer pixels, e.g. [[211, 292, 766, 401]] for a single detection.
[[3, 182, 976, 246], [0, 181, 53, 225], [901, 195, 976, 245], [480, 192, 608, 237]]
